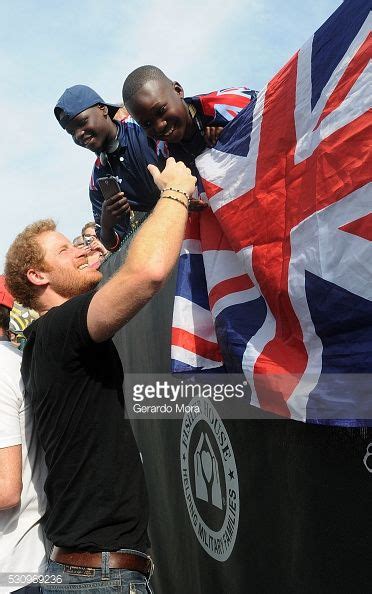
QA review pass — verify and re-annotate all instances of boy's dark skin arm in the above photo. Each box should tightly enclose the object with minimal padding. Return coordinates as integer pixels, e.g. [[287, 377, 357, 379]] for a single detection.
[[100, 191, 131, 249]]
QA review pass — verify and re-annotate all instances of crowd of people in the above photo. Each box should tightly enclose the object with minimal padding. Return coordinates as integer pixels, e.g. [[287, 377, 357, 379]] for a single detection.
[[0, 67, 256, 593]]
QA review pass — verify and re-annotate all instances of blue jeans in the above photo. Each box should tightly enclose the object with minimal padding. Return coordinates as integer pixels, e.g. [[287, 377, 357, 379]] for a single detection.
[[41, 551, 154, 594]]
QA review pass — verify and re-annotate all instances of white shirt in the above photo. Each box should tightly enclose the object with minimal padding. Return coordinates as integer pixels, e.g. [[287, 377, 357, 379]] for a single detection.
[[0, 341, 48, 590]]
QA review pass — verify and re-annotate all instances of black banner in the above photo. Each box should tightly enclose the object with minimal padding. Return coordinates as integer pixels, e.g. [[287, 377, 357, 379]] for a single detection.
[[101, 242, 371, 594]]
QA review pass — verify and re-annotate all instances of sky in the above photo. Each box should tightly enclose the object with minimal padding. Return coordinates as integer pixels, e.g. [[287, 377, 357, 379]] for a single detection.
[[0, 0, 342, 270]]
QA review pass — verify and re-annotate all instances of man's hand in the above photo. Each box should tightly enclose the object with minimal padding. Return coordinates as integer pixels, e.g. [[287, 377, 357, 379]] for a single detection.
[[205, 126, 224, 147], [148, 157, 197, 197], [100, 192, 131, 230]]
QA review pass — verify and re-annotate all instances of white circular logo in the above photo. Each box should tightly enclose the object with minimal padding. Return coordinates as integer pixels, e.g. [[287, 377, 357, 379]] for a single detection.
[[363, 442, 372, 473], [180, 398, 239, 561]]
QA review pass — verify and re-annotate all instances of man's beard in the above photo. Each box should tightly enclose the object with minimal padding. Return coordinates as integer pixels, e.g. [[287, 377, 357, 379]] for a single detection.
[[48, 265, 102, 300]]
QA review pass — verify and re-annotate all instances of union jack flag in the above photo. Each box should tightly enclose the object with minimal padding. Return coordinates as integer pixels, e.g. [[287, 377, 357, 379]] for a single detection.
[[172, 0, 372, 425]]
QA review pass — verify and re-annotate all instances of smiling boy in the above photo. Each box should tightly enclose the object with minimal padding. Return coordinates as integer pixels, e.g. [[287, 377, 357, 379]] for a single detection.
[[55, 85, 165, 251], [122, 65, 256, 172]]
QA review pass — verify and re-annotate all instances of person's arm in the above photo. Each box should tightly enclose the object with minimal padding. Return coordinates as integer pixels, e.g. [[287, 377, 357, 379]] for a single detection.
[[0, 368, 23, 509], [90, 182, 130, 252], [87, 157, 196, 343], [0, 445, 22, 509], [99, 191, 131, 251]]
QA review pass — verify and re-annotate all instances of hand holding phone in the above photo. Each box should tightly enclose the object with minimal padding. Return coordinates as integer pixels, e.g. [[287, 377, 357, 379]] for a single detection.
[[98, 176, 131, 230], [97, 176, 122, 200]]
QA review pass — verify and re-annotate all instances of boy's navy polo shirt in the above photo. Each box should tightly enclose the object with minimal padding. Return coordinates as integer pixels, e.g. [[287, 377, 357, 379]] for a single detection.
[[89, 117, 166, 240]]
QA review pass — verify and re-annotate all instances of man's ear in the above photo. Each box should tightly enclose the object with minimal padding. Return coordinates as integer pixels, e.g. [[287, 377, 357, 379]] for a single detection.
[[98, 104, 109, 116], [173, 81, 184, 98], [26, 269, 49, 288]]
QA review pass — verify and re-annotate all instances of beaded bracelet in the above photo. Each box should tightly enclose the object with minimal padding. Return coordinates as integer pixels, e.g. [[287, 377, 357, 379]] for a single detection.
[[162, 187, 190, 201], [160, 195, 188, 210]]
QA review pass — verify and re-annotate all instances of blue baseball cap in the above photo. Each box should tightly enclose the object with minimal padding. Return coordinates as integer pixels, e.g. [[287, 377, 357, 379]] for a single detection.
[[54, 85, 119, 129]]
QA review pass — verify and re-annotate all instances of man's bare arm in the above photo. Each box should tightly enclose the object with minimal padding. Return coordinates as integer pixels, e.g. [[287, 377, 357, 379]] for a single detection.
[[87, 158, 196, 343], [0, 445, 22, 509]]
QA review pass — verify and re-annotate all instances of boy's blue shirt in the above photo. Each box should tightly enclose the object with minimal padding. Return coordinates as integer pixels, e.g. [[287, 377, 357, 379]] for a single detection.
[[89, 87, 257, 241], [89, 116, 166, 239]]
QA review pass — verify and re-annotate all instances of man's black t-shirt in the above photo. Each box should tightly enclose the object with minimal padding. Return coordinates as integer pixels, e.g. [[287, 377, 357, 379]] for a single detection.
[[22, 291, 149, 552]]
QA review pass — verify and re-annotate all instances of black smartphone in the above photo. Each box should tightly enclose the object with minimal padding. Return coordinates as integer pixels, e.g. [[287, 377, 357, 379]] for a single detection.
[[97, 176, 121, 200]]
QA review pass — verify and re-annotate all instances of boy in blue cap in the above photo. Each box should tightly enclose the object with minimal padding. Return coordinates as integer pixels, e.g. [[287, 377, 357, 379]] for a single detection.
[[54, 85, 165, 251]]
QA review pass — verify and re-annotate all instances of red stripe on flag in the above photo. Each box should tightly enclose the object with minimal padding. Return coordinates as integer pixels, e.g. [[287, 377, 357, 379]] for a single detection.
[[201, 178, 223, 199], [199, 208, 233, 251], [184, 212, 201, 241], [209, 275, 254, 310], [172, 328, 223, 362], [340, 212, 372, 241], [199, 90, 253, 116]]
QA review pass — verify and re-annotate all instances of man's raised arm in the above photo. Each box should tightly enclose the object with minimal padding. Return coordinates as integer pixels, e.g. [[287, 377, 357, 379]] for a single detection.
[[87, 157, 196, 343]]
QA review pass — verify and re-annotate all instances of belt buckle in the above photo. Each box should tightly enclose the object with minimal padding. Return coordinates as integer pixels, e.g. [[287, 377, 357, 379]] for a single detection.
[[64, 565, 95, 576]]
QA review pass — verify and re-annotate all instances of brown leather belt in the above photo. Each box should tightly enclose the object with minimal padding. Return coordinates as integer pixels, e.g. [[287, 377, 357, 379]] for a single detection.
[[51, 547, 152, 575]]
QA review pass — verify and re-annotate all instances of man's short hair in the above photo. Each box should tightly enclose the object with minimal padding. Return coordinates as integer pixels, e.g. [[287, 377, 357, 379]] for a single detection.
[[81, 222, 96, 236], [122, 65, 171, 106], [5, 219, 56, 310]]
